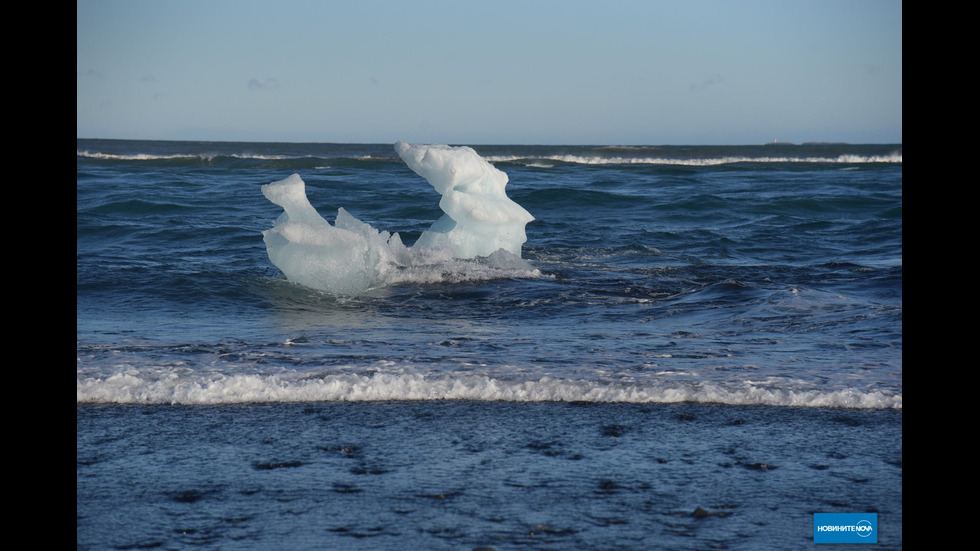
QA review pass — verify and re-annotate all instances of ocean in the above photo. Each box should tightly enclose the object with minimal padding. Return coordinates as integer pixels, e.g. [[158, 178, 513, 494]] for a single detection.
[[77, 139, 902, 550]]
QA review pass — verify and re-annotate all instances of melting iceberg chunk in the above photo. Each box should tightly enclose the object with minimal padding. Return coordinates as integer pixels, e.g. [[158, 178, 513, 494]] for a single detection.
[[261, 174, 412, 295], [261, 142, 536, 294], [394, 140, 534, 259]]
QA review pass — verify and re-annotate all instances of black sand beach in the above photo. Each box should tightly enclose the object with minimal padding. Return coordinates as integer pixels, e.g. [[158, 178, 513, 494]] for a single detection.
[[77, 401, 902, 550]]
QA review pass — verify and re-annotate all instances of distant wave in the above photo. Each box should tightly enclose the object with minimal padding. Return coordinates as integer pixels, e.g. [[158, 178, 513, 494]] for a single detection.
[[76, 150, 398, 162], [77, 149, 902, 167], [75, 151, 407, 172], [77, 150, 298, 162], [487, 153, 903, 166], [76, 371, 901, 409]]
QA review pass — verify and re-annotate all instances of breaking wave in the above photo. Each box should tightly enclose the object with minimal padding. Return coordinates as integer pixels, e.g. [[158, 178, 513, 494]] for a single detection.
[[76, 370, 901, 409]]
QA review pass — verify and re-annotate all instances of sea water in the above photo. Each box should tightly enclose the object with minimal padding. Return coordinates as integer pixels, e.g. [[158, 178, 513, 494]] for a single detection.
[[77, 140, 902, 549]]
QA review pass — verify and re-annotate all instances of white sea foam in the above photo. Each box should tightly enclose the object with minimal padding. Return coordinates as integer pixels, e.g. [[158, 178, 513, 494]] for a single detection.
[[76, 369, 901, 409], [76, 151, 291, 161], [261, 142, 537, 294], [76, 149, 902, 165], [486, 153, 903, 166]]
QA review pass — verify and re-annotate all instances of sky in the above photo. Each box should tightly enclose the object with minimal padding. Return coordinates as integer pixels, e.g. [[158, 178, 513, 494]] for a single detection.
[[77, 0, 902, 145]]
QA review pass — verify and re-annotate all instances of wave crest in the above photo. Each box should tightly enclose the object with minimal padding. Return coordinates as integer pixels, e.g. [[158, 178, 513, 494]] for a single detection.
[[76, 370, 901, 409]]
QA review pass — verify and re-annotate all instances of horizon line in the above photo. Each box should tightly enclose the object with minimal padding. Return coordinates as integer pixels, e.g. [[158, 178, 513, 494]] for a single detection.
[[76, 136, 904, 148]]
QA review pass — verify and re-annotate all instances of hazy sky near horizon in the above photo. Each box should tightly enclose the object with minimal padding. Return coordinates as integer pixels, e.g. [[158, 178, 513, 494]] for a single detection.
[[77, 0, 901, 145]]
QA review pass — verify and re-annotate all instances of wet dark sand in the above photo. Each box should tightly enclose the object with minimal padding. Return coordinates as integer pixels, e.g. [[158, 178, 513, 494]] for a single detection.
[[77, 401, 902, 550]]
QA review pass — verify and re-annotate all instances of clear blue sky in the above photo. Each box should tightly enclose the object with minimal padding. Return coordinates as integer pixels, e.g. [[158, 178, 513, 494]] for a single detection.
[[77, 0, 902, 145]]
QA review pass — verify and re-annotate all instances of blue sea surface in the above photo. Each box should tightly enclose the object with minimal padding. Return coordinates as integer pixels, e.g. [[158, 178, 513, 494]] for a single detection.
[[77, 140, 902, 549]]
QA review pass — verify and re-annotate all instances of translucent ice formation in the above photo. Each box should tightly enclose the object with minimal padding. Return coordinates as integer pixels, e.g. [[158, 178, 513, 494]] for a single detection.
[[394, 140, 534, 259], [261, 142, 536, 294]]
